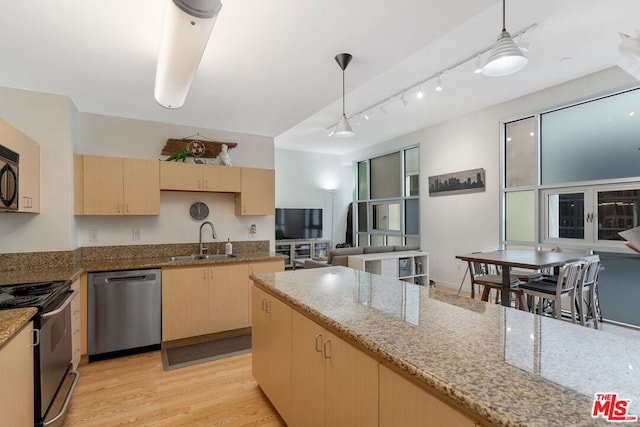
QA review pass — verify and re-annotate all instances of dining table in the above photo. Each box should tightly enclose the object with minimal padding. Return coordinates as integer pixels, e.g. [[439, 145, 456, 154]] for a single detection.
[[455, 249, 591, 307]]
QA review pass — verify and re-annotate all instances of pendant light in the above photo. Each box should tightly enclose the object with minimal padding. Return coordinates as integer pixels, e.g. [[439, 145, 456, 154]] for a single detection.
[[482, 0, 527, 77], [332, 53, 354, 138]]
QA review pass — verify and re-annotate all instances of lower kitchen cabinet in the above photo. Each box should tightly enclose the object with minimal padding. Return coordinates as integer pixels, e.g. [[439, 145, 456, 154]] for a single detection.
[[379, 364, 476, 427], [162, 263, 249, 341], [291, 310, 378, 427], [251, 285, 291, 423], [248, 260, 284, 325], [0, 321, 34, 426]]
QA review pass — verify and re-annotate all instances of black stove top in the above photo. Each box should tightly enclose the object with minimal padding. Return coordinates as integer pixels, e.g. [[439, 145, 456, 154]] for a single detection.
[[0, 279, 72, 311]]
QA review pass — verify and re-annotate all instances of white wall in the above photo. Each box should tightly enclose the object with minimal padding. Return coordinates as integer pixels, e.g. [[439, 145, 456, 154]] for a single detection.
[[74, 113, 276, 249], [0, 90, 276, 253], [275, 149, 352, 247], [0, 87, 76, 253], [344, 67, 636, 288]]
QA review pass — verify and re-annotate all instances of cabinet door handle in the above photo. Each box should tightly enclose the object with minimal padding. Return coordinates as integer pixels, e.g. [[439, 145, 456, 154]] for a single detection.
[[314, 334, 324, 352], [265, 300, 272, 313], [204, 180, 209, 189], [32, 329, 40, 347], [116, 204, 121, 213], [261, 299, 267, 312], [323, 339, 331, 358], [125, 204, 129, 214], [197, 180, 202, 189]]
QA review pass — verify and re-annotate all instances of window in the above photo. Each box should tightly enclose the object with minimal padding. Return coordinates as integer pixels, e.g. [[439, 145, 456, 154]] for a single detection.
[[354, 146, 420, 247], [502, 87, 640, 250]]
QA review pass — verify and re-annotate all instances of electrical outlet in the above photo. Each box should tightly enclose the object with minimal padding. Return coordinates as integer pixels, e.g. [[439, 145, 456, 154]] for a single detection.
[[132, 229, 141, 241], [89, 229, 99, 242]]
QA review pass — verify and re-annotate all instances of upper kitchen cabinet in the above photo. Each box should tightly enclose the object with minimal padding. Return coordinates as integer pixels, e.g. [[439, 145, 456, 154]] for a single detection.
[[0, 118, 40, 213], [235, 168, 275, 216], [74, 155, 160, 215], [160, 161, 241, 192]]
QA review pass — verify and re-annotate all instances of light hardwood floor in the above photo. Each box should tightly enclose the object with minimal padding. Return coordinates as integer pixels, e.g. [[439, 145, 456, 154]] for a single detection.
[[63, 351, 285, 427]]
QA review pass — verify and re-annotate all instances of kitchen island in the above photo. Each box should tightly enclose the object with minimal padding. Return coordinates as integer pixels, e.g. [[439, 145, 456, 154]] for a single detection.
[[250, 266, 640, 426]]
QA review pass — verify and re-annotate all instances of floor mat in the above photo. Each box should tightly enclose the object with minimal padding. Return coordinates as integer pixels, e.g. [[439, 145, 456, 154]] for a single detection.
[[161, 333, 252, 371]]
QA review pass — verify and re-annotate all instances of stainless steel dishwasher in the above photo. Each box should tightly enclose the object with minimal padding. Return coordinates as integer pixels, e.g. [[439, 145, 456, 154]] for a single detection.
[[88, 268, 161, 361]]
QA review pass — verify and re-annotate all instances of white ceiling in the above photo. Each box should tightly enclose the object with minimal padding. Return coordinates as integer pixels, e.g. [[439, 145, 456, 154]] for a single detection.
[[0, 0, 638, 155]]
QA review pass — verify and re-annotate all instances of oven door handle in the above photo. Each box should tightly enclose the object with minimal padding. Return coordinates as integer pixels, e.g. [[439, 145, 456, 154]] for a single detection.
[[43, 369, 80, 426], [41, 289, 78, 319]]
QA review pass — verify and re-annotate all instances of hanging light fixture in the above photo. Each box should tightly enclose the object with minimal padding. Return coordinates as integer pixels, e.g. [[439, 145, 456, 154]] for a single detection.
[[332, 53, 354, 138], [155, 0, 223, 109], [482, 0, 527, 77]]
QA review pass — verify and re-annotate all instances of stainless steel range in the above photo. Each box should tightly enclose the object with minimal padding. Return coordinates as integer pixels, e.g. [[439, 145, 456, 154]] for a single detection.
[[0, 279, 79, 427]]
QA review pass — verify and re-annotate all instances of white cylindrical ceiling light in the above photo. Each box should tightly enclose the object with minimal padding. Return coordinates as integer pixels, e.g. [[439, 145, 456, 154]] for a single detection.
[[155, 0, 223, 109]]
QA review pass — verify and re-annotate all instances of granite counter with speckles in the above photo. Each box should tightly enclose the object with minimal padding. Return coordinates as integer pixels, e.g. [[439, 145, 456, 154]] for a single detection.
[[0, 308, 36, 348], [250, 266, 640, 427]]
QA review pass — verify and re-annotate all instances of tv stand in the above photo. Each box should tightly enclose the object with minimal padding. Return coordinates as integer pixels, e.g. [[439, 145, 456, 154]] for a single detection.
[[275, 239, 331, 269]]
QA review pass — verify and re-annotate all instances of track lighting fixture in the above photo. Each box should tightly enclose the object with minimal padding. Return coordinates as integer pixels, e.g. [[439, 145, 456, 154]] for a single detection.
[[380, 104, 387, 114], [474, 55, 483, 74], [482, 0, 528, 76], [332, 53, 355, 138], [326, 20, 537, 132], [435, 74, 443, 92], [155, 0, 223, 109]]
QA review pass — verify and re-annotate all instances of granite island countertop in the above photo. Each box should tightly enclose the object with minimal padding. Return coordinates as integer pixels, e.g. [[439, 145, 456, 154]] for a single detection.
[[250, 266, 640, 427]]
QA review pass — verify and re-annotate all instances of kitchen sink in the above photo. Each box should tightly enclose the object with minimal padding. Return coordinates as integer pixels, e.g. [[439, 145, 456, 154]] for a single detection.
[[167, 254, 238, 262]]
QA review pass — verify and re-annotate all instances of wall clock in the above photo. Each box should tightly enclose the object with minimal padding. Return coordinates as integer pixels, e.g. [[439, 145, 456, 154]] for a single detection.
[[190, 202, 209, 220]]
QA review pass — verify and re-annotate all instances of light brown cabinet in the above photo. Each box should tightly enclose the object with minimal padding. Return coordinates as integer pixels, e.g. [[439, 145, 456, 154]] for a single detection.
[[379, 364, 476, 427], [74, 155, 160, 215], [248, 260, 285, 324], [290, 310, 379, 427], [0, 321, 34, 426], [162, 263, 249, 341], [251, 285, 292, 423], [0, 118, 40, 212], [235, 168, 275, 216], [159, 161, 241, 192]]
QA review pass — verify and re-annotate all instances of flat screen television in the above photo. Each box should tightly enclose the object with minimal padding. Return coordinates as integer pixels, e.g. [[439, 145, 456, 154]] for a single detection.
[[275, 208, 323, 240]]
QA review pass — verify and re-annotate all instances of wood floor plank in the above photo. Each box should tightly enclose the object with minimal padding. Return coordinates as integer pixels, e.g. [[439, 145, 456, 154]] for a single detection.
[[63, 351, 285, 427]]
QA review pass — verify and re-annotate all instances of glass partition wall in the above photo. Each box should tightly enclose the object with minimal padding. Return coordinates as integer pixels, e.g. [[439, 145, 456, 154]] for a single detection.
[[355, 146, 420, 247], [502, 87, 640, 251]]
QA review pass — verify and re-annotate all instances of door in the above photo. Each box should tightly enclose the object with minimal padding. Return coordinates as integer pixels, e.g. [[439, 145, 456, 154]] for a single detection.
[[123, 158, 159, 215], [291, 310, 326, 426], [209, 263, 249, 332], [162, 267, 209, 341], [250, 285, 291, 422], [81, 155, 124, 215], [324, 330, 378, 426]]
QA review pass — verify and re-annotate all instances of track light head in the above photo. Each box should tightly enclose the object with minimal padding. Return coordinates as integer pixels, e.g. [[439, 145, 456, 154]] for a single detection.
[[435, 74, 443, 92], [401, 93, 409, 105]]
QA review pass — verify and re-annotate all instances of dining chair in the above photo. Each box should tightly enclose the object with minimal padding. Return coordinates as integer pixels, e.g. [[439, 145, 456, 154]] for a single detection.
[[519, 261, 583, 322], [575, 255, 601, 328], [466, 261, 526, 310]]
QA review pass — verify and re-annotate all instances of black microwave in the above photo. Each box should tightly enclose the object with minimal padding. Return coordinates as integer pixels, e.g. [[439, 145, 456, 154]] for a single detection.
[[0, 144, 19, 211]]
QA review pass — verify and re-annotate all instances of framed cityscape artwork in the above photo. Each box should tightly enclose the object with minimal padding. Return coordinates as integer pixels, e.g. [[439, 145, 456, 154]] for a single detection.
[[428, 168, 485, 196]]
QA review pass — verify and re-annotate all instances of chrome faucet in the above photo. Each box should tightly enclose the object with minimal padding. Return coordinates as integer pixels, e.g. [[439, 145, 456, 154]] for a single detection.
[[199, 221, 217, 255]]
